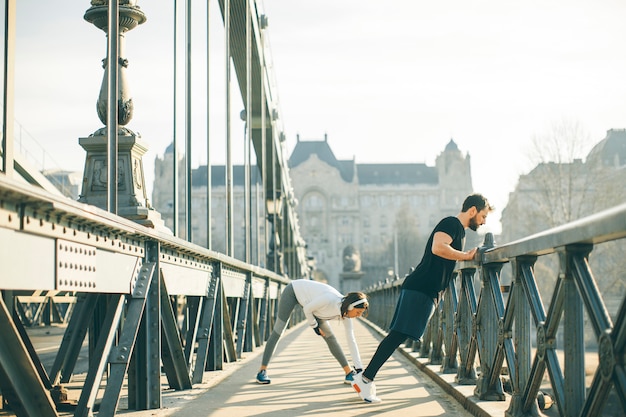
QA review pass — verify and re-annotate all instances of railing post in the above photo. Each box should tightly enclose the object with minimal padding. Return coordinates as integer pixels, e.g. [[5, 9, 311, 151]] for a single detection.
[[130, 240, 162, 410], [456, 267, 478, 385], [420, 317, 433, 358], [239, 271, 253, 354], [429, 302, 443, 365], [207, 266, 225, 371], [441, 273, 459, 373], [563, 244, 592, 416], [474, 261, 506, 401], [259, 278, 270, 341], [505, 255, 538, 417]]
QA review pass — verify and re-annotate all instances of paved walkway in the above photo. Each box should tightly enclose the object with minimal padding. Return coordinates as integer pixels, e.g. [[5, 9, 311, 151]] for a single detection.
[[121, 319, 485, 417]]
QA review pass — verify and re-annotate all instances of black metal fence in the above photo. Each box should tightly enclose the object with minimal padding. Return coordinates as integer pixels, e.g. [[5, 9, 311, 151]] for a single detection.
[[365, 203, 626, 417], [0, 174, 302, 417]]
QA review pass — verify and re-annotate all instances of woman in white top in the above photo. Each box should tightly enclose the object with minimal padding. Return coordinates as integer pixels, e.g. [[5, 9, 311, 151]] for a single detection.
[[256, 279, 369, 385]]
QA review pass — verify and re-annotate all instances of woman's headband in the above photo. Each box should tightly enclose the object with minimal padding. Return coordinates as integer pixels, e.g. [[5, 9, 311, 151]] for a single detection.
[[348, 299, 368, 310]]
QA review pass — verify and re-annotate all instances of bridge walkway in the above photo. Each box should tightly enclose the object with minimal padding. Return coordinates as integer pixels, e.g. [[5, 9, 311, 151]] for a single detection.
[[121, 319, 502, 417]]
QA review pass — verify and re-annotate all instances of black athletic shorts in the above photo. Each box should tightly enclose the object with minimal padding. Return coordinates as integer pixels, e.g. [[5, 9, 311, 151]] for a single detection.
[[389, 289, 435, 341]]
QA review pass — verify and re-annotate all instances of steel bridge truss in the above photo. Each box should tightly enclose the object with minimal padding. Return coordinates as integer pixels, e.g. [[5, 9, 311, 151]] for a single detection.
[[0, 1, 309, 415], [0, 175, 297, 417]]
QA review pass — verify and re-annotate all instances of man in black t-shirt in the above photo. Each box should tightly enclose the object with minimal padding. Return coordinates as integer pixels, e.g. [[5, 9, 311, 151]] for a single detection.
[[351, 194, 494, 403]]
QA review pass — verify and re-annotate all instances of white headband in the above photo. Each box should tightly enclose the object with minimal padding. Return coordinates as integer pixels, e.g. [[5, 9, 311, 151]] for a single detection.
[[348, 299, 368, 310]]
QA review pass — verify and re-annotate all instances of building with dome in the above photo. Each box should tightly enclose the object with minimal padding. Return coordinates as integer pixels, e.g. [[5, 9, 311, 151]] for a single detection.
[[500, 128, 626, 243], [586, 128, 626, 168], [498, 128, 626, 309]]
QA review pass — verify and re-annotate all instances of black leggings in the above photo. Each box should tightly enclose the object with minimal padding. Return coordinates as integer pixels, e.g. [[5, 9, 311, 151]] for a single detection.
[[362, 330, 409, 381]]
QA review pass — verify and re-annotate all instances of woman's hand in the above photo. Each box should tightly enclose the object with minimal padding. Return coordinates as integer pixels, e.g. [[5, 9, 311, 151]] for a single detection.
[[313, 326, 326, 337]]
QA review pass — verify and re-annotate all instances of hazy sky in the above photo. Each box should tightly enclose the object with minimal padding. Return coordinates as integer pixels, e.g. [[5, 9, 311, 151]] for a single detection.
[[13, 1, 626, 233]]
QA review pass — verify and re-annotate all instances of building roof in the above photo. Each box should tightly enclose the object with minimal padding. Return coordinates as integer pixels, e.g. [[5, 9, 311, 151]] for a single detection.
[[357, 163, 437, 185], [289, 138, 437, 185], [445, 138, 459, 152], [587, 128, 626, 168], [289, 139, 356, 182], [191, 165, 262, 188]]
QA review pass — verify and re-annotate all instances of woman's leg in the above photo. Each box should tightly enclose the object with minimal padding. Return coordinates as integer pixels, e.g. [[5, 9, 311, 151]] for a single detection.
[[260, 284, 298, 367], [317, 320, 350, 370]]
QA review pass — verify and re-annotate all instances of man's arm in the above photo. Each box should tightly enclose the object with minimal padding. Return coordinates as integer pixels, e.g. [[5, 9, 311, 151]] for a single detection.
[[431, 231, 477, 261]]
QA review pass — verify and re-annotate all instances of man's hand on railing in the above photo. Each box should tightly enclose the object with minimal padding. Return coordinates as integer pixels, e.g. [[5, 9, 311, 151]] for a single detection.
[[462, 247, 478, 261]]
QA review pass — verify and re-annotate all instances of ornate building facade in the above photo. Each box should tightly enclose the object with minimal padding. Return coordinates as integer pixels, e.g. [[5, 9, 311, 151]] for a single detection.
[[288, 135, 474, 290], [151, 136, 476, 290]]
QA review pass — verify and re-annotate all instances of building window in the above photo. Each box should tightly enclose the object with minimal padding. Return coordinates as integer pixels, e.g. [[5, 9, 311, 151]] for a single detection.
[[304, 192, 325, 209], [305, 215, 319, 235]]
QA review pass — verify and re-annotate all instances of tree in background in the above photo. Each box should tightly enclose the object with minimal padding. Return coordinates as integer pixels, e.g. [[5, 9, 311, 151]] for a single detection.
[[526, 119, 596, 227], [501, 120, 599, 243], [500, 121, 625, 318]]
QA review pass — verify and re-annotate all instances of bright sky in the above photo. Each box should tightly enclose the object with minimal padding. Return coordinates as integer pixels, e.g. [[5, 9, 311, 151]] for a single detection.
[[13, 1, 626, 234]]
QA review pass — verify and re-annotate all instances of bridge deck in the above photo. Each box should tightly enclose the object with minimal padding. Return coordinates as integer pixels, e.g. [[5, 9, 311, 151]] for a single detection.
[[0, 319, 514, 417], [122, 319, 496, 417]]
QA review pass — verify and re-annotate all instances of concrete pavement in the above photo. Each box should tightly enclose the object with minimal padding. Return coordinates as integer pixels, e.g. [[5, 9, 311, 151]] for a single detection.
[[119, 319, 488, 417]]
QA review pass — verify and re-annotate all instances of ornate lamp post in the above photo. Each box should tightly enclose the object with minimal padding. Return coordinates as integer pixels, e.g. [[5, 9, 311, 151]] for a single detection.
[[266, 191, 283, 274], [78, 1, 164, 228]]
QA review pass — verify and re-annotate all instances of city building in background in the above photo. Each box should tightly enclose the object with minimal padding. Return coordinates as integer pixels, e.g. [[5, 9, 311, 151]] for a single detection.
[[500, 128, 626, 321], [53, 129, 625, 294], [43, 169, 82, 200], [501, 128, 626, 242], [151, 142, 265, 264], [288, 135, 476, 290], [151, 136, 477, 290]]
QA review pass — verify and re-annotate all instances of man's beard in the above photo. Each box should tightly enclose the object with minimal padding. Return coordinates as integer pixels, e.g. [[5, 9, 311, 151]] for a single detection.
[[469, 216, 479, 231]]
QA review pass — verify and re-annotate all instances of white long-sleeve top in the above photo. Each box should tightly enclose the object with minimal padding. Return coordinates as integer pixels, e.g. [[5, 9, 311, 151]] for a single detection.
[[291, 279, 363, 369]]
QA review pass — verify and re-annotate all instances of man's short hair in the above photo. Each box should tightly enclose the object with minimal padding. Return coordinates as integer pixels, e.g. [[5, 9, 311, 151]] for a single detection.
[[462, 193, 494, 213]]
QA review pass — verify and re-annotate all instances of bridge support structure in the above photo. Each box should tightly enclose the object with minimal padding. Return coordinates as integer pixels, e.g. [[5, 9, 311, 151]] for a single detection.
[[365, 205, 626, 417]]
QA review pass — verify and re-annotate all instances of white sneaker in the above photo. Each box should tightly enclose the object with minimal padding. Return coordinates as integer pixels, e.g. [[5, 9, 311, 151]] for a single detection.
[[350, 372, 382, 403]]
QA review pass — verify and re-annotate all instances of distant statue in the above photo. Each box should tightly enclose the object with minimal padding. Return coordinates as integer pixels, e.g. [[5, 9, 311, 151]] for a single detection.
[[342, 245, 361, 272]]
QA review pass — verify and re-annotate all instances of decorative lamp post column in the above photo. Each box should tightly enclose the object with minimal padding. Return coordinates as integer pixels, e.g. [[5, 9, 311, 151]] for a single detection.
[[78, 1, 165, 229], [266, 191, 283, 274]]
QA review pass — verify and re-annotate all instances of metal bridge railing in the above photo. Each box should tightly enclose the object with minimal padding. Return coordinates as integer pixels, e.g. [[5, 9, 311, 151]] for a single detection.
[[0, 174, 303, 417], [365, 203, 626, 417]]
